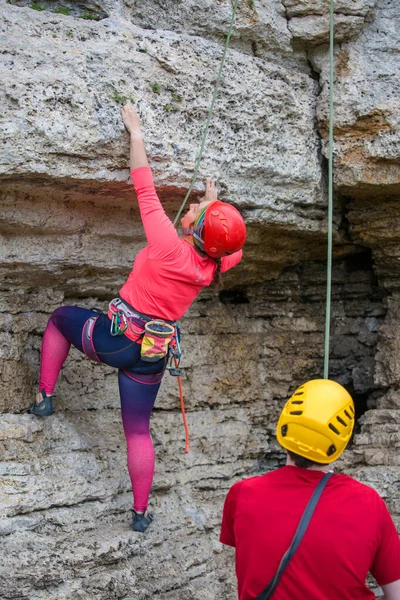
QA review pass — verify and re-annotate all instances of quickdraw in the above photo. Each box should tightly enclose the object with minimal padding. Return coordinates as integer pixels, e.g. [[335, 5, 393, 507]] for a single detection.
[[166, 324, 189, 454], [167, 323, 183, 377]]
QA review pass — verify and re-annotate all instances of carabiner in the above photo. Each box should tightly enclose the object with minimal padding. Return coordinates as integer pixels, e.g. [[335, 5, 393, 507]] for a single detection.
[[110, 311, 128, 336]]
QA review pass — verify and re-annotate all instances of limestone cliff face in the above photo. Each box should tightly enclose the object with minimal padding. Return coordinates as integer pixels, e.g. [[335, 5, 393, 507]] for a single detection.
[[0, 0, 399, 598]]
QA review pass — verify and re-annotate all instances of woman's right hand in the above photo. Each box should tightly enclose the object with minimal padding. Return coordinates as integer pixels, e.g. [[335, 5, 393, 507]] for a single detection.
[[122, 102, 149, 169], [121, 103, 142, 137]]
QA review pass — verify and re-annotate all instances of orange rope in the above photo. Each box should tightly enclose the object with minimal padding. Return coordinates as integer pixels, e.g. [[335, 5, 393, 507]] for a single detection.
[[174, 356, 189, 453]]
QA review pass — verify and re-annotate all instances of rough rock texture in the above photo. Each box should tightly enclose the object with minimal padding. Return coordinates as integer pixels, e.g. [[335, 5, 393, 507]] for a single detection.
[[1, 0, 340, 286], [0, 262, 388, 599], [312, 0, 400, 197], [284, 0, 377, 46], [1, 0, 400, 598]]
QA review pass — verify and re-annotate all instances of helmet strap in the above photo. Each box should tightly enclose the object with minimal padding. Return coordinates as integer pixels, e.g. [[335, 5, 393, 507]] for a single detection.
[[192, 231, 205, 254], [192, 206, 207, 252]]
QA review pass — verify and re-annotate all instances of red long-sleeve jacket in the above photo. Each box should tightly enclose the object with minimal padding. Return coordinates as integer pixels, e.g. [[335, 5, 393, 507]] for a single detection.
[[119, 167, 242, 321]]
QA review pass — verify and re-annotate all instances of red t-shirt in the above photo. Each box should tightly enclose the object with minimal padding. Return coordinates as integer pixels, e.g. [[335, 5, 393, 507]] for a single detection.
[[119, 167, 242, 321], [220, 466, 400, 600]]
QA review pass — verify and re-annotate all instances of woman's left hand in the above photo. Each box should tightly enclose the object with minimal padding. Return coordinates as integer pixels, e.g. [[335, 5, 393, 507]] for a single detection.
[[203, 179, 218, 203]]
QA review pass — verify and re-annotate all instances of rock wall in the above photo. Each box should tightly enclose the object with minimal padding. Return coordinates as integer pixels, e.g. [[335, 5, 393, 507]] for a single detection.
[[0, 0, 399, 598], [0, 260, 388, 600]]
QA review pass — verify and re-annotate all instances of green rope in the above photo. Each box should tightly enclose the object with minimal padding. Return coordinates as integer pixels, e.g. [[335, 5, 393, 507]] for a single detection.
[[324, 0, 335, 379], [173, 0, 240, 227]]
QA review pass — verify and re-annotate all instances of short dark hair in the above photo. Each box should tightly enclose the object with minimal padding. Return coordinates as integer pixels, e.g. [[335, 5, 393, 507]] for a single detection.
[[287, 450, 328, 469]]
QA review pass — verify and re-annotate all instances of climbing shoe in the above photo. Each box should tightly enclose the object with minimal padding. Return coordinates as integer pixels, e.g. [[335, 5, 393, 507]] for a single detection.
[[29, 390, 54, 416], [131, 509, 154, 533]]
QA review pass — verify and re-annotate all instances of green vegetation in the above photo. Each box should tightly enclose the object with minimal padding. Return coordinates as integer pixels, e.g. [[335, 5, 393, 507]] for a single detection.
[[66, 30, 73, 38], [164, 104, 172, 112], [247, 0, 255, 9], [171, 91, 182, 103], [111, 89, 128, 105], [151, 82, 161, 94], [78, 11, 101, 20], [30, 2, 45, 10], [55, 6, 71, 15]]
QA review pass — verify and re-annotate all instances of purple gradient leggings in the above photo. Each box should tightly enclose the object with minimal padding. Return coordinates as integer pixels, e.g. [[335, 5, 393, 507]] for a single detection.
[[39, 306, 166, 512]]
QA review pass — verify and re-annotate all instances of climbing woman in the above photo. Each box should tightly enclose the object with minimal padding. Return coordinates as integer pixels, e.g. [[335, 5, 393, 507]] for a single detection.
[[30, 102, 246, 533]]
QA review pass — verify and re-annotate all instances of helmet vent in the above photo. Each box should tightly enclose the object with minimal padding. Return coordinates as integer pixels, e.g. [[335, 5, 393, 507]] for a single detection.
[[328, 423, 340, 435], [349, 405, 354, 414], [291, 400, 304, 405], [294, 392, 304, 396], [344, 409, 351, 419], [281, 424, 288, 437], [289, 410, 303, 415], [327, 444, 336, 456], [336, 416, 346, 426]]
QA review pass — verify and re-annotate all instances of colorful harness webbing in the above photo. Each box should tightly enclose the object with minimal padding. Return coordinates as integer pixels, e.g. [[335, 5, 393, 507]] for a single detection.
[[82, 316, 101, 363]]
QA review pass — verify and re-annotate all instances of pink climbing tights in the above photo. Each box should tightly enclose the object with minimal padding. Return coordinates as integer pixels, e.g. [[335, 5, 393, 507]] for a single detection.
[[38, 306, 164, 513], [39, 311, 73, 395], [118, 370, 161, 513]]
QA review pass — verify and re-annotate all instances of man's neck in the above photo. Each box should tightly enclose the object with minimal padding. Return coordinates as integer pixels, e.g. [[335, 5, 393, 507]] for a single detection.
[[285, 455, 334, 473]]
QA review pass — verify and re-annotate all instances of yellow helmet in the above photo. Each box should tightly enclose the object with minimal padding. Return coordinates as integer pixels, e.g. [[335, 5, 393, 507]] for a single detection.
[[276, 379, 355, 464]]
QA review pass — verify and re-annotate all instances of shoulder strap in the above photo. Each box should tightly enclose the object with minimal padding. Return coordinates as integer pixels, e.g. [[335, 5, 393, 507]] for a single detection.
[[256, 471, 334, 600]]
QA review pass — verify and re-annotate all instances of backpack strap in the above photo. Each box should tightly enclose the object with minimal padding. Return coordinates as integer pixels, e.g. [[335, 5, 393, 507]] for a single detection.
[[256, 471, 334, 600]]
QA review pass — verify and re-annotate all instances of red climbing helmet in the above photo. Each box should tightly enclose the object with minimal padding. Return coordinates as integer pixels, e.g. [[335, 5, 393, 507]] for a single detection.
[[193, 201, 246, 258]]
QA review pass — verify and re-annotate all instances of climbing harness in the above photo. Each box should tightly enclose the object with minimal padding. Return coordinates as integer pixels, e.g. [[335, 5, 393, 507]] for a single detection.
[[109, 301, 187, 439], [82, 315, 102, 362], [108, 297, 149, 339], [324, 0, 335, 379], [109, 297, 175, 326], [108, 298, 190, 452], [173, 0, 240, 227]]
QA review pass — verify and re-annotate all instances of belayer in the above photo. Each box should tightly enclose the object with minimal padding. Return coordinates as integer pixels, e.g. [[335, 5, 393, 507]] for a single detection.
[[221, 379, 400, 599], [30, 102, 246, 533]]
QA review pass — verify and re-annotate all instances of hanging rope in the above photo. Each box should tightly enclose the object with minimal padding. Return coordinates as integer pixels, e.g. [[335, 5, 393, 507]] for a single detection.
[[324, 0, 335, 379], [173, 0, 240, 227]]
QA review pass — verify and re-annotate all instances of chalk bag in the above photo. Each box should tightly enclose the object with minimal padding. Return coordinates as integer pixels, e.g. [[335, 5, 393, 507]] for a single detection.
[[140, 320, 175, 362]]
